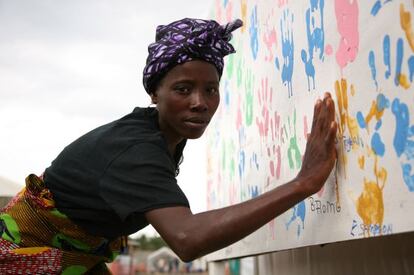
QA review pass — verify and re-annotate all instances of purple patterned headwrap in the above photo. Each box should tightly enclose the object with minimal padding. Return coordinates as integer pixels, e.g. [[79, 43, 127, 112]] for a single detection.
[[143, 18, 243, 94]]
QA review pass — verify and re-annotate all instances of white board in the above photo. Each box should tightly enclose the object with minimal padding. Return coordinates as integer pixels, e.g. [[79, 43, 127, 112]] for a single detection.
[[206, 0, 414, 261]]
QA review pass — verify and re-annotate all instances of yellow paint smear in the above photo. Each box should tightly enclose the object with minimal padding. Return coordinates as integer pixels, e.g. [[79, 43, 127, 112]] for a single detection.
[[335, 80, 348, 176], [376, 167, 388, 188], [374, 157, 388, 189], [364, 99, 386, 133], [241, 0, 247, 33], [335, 80, 345, 137], [400, 3, 414, 52], [335, 170, 341, 207], [398, 74, 411, 89], [358, 155, 365, 169], [335, 79, 359, 147], [366, 146, 374, 158], [356, 179, 384, 237], [350, 83, 356, 96]]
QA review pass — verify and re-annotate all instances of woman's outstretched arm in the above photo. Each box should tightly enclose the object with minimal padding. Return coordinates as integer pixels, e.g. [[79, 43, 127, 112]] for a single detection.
[[145, 92, 338, 262]]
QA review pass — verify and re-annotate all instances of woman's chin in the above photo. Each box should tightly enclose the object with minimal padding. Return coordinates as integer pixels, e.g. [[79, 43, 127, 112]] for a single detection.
[[184, 129, 207, 140]]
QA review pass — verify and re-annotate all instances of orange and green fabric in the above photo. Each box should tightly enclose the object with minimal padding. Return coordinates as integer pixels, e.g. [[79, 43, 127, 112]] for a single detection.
[[0, 174, 127, 274]]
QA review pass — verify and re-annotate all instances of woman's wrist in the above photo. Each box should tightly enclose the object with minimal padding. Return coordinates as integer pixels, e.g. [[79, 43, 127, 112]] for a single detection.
[[291, 174, 319, 199]]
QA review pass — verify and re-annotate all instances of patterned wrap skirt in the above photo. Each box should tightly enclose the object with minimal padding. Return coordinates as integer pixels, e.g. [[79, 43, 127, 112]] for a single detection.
[[0, 174, 127, 274]]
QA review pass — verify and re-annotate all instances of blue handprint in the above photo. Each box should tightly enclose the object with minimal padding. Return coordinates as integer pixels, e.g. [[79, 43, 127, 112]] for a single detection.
[[301, 0, 325, 91], [280, 9, 294, 97], [382, 35, 410, 88], [249, 5, 259, 60], [356, 93, 389, 165], [392, 99, 414, 191], [285, 200, 306, 237]]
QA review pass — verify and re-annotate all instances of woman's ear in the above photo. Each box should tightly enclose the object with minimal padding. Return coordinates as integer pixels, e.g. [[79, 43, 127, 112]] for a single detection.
[[150, 92, 158, 104]]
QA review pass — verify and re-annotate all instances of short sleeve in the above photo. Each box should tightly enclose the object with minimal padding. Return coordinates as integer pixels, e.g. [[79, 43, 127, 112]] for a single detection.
[[99, 143, 190, 221]]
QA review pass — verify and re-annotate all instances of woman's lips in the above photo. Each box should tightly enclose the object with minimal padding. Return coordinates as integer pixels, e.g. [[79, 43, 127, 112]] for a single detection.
[[184, 118, 209, 128]]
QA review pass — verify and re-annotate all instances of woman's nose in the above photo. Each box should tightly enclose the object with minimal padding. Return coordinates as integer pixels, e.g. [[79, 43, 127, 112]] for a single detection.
[[190, 91, 208, 112]]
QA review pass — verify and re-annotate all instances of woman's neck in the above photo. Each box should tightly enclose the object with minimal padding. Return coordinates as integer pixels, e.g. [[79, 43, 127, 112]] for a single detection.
[[154, 111, 184, 157], [167, 144, 177, 157]]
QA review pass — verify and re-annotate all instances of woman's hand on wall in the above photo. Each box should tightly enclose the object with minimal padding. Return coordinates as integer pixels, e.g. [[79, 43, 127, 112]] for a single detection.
[[296, 92, 338, 196]]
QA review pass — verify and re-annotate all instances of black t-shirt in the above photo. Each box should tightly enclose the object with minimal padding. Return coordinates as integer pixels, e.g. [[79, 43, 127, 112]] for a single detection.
[[44, 107, 189, 239]]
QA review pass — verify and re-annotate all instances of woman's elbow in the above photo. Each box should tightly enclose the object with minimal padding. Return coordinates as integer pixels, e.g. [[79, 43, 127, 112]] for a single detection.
[[169, 231, 203, 262]]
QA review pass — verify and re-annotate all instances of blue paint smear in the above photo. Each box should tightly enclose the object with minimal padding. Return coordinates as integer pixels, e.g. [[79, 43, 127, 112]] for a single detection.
[[249, 185, 259, 198], [286, 200, 306, 237], [371, 1, 382, 16], [301, 0, 325, 91], [402, 163, 414, 192], [371, 132, 385, 156], [223, 0, 228, 7], [401, 138, 414, 192], [383, 35, 391, 79], [238, 150, 245, 181], [375, 119, 382, 131], [357, 111, 366, 129], [238, 126, 247, 145], [392, 98, 409, 157], [249, 6, 259, 60], [408, 56, 414, 82], [275, 57, 280, 70], [250, 153, 259, 170], [376, 93, 390, 112], [406, 140, 414, 160], [224, 80, 231, 108], [312, 0, 325, 60], [369, 51, 378, 90], [301, 50, 315, 91], [391, 98, 414, 192], [281, 9, 295, 97], [394, 38, 404, 86], [296, 201, 306, 225]]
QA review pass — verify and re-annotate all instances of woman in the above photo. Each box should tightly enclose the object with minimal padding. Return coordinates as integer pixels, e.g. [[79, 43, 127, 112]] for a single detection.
[[0, 18, 337, 274]]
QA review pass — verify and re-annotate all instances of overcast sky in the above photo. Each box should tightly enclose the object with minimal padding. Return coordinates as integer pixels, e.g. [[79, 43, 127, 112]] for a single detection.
[[0, 0, 213, 236]]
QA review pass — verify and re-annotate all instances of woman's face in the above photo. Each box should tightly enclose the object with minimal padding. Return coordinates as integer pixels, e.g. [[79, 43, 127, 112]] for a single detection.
[[151, 60, 220, 146]]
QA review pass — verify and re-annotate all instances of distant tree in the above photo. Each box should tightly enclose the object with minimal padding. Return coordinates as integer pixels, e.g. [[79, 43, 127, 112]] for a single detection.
[[135, 235, 167, 251]]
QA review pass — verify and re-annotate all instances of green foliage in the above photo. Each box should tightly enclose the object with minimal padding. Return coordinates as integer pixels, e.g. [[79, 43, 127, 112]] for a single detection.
[[134, 235, 167, 251]]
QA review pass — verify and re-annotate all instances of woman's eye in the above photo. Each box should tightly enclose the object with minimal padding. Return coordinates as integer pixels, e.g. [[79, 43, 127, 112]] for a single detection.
[[174, 86, 190, 94], [207, 87, 219, 95]]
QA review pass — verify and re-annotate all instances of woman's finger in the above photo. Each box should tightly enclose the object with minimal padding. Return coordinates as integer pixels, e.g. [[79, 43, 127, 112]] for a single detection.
[[318, 93, 333, 131], [324, 97, 335, 130], [311, 99, 322, 133], [325, 121, 337, 148]]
